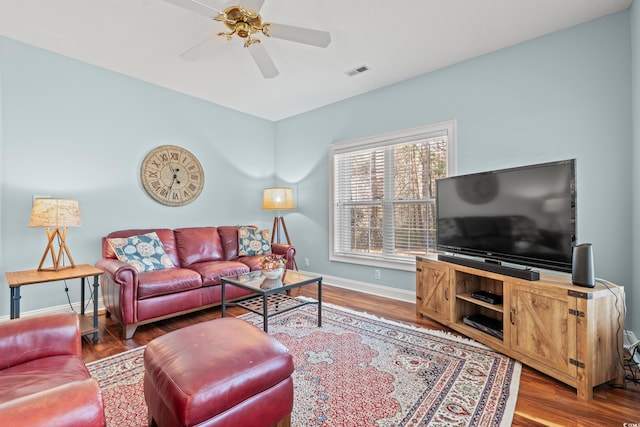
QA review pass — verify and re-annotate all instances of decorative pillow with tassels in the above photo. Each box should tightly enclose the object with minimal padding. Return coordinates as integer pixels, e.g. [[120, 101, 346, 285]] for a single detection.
[[238, 226, 272, 256], [108, 232, 175, 272]]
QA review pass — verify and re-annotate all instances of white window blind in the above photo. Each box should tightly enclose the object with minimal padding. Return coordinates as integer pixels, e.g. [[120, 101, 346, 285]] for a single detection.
[[329, 121, 456, 270]]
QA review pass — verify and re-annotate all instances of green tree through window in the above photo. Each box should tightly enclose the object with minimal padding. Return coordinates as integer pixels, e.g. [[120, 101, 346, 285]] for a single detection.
[[330, 121, 456, 270]]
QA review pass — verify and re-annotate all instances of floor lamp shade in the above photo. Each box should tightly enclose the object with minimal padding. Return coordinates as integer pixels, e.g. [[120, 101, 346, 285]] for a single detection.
[[29, 198, 81, 271], [262, 187, 295, 210]]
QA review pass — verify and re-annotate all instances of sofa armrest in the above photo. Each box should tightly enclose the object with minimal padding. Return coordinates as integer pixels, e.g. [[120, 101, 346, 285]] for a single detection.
[[0, 313, 81, 369], [95, 259, 138, 327], [271, 244, 297, 270], [95, 258, 138, 285], [0, 378, 105, 427]]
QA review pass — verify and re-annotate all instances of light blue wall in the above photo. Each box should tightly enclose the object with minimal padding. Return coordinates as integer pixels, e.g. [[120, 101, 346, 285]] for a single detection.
[[0, 37, 276, 316], [276, 11, 635, 329], [631, 2, 640, 337]]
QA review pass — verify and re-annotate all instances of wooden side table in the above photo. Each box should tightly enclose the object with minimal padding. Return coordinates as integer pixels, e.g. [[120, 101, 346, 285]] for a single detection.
[[5, 264, 103, 342]]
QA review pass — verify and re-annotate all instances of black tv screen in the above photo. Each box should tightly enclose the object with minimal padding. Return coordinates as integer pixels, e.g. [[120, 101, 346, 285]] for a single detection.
[[436, 159, 576, 273]]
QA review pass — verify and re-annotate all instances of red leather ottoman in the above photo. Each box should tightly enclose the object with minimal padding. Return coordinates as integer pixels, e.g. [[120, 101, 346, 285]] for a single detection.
[[143, 317, 294, 427]]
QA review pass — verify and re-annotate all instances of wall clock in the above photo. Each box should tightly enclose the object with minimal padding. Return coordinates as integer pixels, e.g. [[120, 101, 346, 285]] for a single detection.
[[141, 145, 204, 206]]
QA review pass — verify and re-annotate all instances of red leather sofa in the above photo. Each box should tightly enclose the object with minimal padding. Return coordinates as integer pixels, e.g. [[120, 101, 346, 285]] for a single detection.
[[0, 313, 106, 426], [96, 226, 296, 339]]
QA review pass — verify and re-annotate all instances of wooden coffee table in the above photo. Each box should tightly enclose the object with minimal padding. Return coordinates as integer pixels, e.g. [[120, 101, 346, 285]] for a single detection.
[[221, 269, 322, 332]]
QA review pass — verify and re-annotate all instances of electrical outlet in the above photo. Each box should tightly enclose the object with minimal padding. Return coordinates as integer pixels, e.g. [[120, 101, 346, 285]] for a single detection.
[[304, 257, 310, 267], [374, 269, 381, 280]]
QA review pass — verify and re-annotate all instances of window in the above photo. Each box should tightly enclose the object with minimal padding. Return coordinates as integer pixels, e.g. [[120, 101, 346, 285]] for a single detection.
[[329, 120, 456, 270]]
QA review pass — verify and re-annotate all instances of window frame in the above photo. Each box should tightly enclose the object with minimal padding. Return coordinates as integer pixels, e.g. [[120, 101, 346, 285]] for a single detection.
[[328, 120, 457, 271]]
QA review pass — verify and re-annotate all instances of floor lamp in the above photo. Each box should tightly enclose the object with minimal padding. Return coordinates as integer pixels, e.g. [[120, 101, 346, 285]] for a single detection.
[[29, 198, 82, 271], [262, 187, 297, 269]]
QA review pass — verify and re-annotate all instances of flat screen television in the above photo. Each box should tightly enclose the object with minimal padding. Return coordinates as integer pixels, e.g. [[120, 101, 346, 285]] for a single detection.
[[436, 159, 576, 275]]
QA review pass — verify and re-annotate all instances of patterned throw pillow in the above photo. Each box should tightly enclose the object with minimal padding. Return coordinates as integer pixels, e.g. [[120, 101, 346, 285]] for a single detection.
[[108, 232, 175, 272], [238, 227, 272, 256]]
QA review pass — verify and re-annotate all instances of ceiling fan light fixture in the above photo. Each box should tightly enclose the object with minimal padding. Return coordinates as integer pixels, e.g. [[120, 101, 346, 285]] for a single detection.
[[217, 6, 263, 37], [235, 21, 252, 38]]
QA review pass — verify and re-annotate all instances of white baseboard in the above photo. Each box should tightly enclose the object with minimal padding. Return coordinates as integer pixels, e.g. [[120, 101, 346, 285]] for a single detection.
[[300, 270, 416, 304], [0, 299, 104, 322]]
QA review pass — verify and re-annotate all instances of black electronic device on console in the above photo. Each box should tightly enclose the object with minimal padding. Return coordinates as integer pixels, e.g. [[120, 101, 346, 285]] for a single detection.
[[572, 243, 595, 288], [462, 314, 503, 340], [470, 290, 503, 305]]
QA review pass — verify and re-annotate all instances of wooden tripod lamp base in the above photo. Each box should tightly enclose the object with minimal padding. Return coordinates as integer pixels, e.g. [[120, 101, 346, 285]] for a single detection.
[[36, 227, 77, 271], [271, 216, 292, 245], [270, 216, 298, 270]]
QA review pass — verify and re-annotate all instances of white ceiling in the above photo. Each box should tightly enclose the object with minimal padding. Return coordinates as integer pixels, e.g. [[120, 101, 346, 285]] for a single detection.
[[0, 0, 632, 121]]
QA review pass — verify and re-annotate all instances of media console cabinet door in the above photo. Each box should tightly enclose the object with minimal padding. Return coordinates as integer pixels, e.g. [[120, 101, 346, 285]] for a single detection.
[[509, 285, 577, 378], [416, 260, 451, 322]]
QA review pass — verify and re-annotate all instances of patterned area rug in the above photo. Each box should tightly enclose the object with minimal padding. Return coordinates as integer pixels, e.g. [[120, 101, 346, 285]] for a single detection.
[[88, 303, 520, 426]]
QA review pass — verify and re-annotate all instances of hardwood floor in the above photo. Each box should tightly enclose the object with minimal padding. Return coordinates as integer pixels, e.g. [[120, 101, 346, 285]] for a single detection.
[[82, 285, 640, 426]]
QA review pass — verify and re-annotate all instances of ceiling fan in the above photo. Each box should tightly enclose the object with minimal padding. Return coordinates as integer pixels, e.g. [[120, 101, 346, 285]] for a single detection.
[[163, 0, 331, 78]]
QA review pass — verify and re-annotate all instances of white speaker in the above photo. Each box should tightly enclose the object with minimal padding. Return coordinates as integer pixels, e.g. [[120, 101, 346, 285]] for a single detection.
[[572, 243, 594, 288]]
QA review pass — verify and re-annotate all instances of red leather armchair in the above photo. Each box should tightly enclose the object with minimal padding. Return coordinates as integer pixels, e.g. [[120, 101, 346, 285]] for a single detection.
[[0, 313, 105, 427]]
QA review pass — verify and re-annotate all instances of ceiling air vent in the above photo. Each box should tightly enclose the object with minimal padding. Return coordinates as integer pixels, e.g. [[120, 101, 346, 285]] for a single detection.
[[346, 65, 369, 76]]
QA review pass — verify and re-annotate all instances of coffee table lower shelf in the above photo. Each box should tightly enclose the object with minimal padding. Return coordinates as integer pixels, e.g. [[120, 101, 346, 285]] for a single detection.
[[230, 293, 319, 332]]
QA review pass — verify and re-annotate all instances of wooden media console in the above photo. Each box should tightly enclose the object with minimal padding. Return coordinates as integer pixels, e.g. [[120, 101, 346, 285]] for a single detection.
[[415, 256, 625, 400]]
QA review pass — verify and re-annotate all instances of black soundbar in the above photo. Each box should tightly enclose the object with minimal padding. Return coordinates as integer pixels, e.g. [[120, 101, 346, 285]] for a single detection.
[[437, 254, 540, 281]]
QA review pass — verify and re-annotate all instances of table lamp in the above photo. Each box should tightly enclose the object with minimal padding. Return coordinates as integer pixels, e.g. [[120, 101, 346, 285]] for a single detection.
[[29, 198, 82, 271]]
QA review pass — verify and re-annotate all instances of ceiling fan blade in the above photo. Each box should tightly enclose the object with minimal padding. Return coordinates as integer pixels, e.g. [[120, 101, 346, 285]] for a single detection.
[[239, 0, 266, 14], [180, 36, 217, 61], [162, 0, 223, 17], [247, 42, 279, 79], [265, 23, 331, 48]]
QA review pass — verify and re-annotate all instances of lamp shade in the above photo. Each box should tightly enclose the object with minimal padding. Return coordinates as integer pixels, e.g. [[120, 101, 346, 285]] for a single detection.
[[262, 187, 294, 210], [29, 199, 82, 228]]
